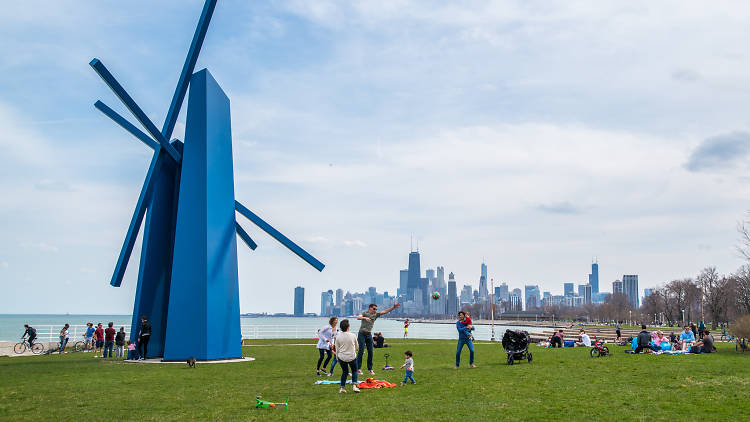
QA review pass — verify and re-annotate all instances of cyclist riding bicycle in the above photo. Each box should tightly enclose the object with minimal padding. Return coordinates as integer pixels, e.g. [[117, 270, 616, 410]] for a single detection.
[[22, 324, 37, 348]]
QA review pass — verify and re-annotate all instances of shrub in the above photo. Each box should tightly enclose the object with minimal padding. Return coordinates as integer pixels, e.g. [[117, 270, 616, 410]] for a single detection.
[[730, 314, 750, 341]]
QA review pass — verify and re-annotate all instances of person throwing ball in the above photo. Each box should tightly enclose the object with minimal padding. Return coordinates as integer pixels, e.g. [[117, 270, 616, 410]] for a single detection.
[[356, 302, 400, 375]]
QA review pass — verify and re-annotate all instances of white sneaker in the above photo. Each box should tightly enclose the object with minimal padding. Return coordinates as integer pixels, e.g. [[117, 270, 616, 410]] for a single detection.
[[368, 370, 375, 375], [352, 386, 360, 393], [339, 388, 346, 394], [357, 369, 363, 375]]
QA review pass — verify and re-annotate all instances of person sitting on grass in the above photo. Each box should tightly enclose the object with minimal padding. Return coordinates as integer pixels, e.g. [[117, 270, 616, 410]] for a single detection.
[[693, 330, 715, 354], [575, 329, 591, 347], [652, 331, 668, 348], [400, 350, 416, 386], [679, 325, 696, 351], [634, 325, 653, 353], [373, 332, 390, 348], [550, 330, 564, 348]]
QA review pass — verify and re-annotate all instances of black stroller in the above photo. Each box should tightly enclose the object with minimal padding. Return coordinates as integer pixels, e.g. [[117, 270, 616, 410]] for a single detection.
[[501, 329, 532, 365]]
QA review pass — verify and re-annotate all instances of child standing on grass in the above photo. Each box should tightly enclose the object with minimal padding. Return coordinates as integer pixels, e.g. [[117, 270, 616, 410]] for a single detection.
[[400, 350, 416, 386]]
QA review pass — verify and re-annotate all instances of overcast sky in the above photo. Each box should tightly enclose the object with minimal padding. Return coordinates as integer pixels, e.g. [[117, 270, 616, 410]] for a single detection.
[[2, 1, 750, 314]]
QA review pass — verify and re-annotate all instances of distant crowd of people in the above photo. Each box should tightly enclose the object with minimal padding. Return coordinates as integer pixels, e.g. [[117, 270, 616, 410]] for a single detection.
[[21, 315, 152, 359]]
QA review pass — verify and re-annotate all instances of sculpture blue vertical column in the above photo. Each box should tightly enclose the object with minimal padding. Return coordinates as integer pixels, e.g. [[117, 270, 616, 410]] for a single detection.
[[163, 69, 241, 361], [129, 142, 182, 357]]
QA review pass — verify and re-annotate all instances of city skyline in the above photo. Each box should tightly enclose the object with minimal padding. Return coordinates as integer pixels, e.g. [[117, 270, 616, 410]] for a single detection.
[[2, 2, 749, 315], [300, 246, 648, 316]]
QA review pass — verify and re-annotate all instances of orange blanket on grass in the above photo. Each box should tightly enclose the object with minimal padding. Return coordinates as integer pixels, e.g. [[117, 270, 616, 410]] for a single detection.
[[357, 378, 397, 389]]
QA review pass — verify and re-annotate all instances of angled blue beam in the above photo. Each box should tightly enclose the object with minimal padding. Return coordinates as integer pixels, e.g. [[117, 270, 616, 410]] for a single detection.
[[111, 148, 164, 287], [95, 100, 159, 150], [89, 58, 182, 163], [235, 221, 257, 250], [235, 200, 325, 272], [162, 0, 218, 140]]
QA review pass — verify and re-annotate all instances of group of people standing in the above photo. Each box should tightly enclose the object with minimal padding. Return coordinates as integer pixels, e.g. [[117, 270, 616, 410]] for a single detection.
[[23, 316, 152, 359], [317, 306, 479, 392], [81, 322, 123, 358], [315, 302, 401, 393]]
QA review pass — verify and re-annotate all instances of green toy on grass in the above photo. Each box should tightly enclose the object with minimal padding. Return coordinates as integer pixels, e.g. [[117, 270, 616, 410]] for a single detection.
[[255, 396, 288, 410]]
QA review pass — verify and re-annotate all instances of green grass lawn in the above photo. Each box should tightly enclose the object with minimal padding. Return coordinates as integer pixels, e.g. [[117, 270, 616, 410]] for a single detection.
[[1, 339, 749, 421]]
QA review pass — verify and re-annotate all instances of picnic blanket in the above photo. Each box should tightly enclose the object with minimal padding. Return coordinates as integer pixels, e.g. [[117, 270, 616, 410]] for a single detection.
[[357, 378, 397, 389], [314, 380, 355, 385], [313, 380, 352, 385]]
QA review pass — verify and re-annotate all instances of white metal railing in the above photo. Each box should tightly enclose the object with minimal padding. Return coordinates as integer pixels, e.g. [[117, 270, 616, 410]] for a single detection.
[[239, 325, 406, 340], [15, 324, 127, 343]]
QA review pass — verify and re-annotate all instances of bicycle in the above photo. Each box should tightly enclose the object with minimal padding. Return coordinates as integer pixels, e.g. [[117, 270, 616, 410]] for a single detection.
[[14, 338, 45, 355], [590, 340, 610, 358]]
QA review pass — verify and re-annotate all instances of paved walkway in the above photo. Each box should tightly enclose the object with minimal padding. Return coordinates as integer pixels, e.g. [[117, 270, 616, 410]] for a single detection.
[[0, 341, 60, 357]]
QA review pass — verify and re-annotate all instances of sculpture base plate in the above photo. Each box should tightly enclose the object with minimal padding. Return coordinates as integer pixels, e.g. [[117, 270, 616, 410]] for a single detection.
[[123, 357, 254, 364]]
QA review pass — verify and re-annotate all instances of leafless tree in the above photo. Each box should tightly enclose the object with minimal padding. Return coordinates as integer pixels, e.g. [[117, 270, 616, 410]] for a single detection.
[[734, 265, 750, 316]]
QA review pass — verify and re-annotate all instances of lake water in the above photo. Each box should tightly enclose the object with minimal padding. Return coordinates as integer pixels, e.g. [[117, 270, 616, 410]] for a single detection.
[[0, 314, 544, 342]]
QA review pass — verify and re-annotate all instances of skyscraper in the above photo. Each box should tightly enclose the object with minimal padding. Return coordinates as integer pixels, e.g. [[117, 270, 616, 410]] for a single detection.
[[399, 270, 408, 298], [321, 290, 333, 315], [498, 282, 509, 301], [524, 285, 541, 310], [407, 251, 421, 300], [447, 272, 458, 314], [294, 286, 304, 316], [436, 266, 445, 290], [583, 284, 592, 304], [613, 280, 623, 294], [335, 288, 344, 307], [460, 285, 473, 305], [578, 284, 586, 297], [623, 275, 639, 309], [508, 293, 522, 312], [612, 280, 623, 294], [426, 268, 436, 281], [479, 276, 488, 300], [589, 261, 599, 294], [564, 283, 575, 296], [419, 277, 430, 312], [478, 262, 488, 299]]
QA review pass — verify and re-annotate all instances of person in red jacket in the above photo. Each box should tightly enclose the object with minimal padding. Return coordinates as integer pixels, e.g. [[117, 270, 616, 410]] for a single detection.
[[104, 322, 117, 359], [94, 323, 105, 358]]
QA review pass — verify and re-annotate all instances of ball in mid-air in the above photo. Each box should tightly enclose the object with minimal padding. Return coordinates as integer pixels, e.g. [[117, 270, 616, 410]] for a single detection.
[[431, 291, 440, 300]]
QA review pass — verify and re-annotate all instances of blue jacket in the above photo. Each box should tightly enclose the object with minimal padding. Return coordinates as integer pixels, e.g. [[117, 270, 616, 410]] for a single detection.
[[680, 331, 695, 342], [456, 320, 471, 340]]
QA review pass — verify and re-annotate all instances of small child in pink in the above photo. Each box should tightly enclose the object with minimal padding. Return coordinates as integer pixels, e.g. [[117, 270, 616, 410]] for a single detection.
[[460, 313, 475, 340]]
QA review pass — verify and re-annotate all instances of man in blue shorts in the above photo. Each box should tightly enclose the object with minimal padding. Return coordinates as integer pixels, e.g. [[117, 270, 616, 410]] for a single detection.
[[84, 322, 95, 352]]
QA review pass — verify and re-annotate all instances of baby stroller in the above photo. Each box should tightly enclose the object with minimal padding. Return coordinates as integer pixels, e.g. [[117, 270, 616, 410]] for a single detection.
[[502, 329, 532, 365]]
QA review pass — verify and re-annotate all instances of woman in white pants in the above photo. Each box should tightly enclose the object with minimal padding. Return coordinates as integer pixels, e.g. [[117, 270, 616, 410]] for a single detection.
[[316, 317, 337, 375]]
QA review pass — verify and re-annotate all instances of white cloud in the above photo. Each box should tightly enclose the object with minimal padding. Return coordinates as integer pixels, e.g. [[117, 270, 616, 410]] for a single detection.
[[21, 242, 59, 253], [343, 240, 367, 248], [305, 236, 331, 244], [0, 261, 8, 269]]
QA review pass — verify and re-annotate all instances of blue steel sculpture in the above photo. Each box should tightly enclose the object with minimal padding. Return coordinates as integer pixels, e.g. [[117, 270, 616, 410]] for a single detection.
[[91, 0, 324, 361]]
